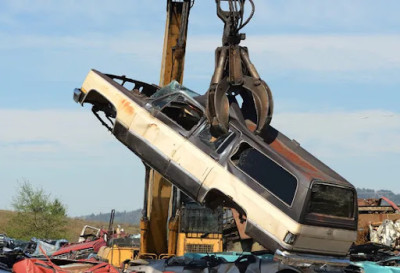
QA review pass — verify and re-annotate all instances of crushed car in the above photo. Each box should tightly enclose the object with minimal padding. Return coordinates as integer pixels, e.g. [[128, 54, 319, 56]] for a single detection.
[[51, 225, 108, 260], [74, 71, 358, 259], [0, 236, 69, 272], [354, 257, 400, 273], [124, 252, 360, 273], [13, 258, 119, 273]]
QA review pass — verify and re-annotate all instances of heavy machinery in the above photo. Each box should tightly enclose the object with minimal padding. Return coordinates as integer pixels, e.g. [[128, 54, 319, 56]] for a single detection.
[[206, 0, 274, 137], [73, 0, 359, 271], [135, 0, 225, 259]]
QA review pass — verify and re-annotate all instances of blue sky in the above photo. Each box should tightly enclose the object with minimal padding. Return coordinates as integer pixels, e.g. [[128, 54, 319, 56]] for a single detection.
[[0, 0, 399, 216]]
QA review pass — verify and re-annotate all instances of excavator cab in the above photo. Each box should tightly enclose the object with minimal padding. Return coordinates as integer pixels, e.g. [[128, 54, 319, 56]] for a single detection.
[[175, 201, 223, 256]]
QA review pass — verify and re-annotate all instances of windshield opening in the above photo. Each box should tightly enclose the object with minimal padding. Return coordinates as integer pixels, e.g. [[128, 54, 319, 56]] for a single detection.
[[161, 99, 203, 131], [150, 80, 200, 99]]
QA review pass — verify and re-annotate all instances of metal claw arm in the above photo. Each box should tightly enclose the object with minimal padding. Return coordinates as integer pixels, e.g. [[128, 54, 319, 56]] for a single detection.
[[206, 2, 274, 137]]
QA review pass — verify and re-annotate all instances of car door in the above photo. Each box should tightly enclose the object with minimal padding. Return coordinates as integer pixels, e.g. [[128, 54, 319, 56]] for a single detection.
[[149, 92, 209, 198]]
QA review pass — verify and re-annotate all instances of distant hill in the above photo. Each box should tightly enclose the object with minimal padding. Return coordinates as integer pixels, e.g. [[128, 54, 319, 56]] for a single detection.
[[357, 188, 400, 203], [82, 209, 142, 225]]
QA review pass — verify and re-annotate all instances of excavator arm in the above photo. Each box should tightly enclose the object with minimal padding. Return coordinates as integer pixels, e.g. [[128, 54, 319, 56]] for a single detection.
[[160, 0, 192, 86], [140, 0, 193, 257]]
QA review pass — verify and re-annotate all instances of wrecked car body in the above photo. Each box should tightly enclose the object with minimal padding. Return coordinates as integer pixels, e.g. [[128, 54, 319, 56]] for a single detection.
[[0, 248, 28, 272], [0, 235, 10, 250], [13, 258, 119, 273], [354, 257, 400, 273], [349, 243, 394, 262], [125, 252, 359, 273], [52, 228, 106, 260], [74, 70, 358, 257], [125, 254, 294, 273], [0, 237, 69, 272], [52, 226, 107, 259]]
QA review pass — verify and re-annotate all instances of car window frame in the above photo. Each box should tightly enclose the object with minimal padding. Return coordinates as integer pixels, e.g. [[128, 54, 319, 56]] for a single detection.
[[306, 180, 357, 220], [149, 91, 205, 138], [190, 122, 238, 160], [229, 140, 299, 207]]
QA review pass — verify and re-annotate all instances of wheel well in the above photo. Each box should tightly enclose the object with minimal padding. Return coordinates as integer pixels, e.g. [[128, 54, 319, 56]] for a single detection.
[[84, 90, 117, 118], [203, 189, 246, 217], [85, 89, 108, 104]]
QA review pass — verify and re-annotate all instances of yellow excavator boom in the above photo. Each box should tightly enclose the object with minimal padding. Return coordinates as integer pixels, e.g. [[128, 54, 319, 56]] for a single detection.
[[140, 0, 192, 257]]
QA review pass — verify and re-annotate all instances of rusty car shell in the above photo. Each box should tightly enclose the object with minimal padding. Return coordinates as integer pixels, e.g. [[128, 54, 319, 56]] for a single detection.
[[13, 258, 118, 273], [74, 69, 358, 257], [52, 228, 107, 260]]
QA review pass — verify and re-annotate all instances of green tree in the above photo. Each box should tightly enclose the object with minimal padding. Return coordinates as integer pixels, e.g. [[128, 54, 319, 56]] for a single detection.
[[6, 181, 68, 240]]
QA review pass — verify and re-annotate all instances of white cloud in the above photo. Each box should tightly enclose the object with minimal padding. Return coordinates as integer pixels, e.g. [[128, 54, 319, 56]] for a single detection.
[[2, 32, 399, 74], [1, 108, 399, 161], [187, 34, 400, 72], [0, 108, 116, 157]]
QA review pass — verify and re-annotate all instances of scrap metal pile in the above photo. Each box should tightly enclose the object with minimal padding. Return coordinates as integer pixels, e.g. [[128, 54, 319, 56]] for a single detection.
[[0, 235, 69, 272], [0, 214, 139, 273], [358, 197, 400, 247], [370, 219, 400, 248]]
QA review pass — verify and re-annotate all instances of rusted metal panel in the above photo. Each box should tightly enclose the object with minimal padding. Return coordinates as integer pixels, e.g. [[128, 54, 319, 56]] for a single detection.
[[358, 198, 382, 207], [231, 208, 251, 240], [357, 197, 400, 245], [359, 214, 400, 228]]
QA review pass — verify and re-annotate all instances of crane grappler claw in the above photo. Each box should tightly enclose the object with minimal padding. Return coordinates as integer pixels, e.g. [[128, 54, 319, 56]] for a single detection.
[[206, 0, 274, 137]]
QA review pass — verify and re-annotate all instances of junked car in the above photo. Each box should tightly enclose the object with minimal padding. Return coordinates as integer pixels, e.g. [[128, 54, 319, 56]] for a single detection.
[[74, 70, 358, 257]]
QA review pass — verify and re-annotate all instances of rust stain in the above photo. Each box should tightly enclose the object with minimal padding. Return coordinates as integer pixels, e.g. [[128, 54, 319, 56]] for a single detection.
[[269, 139, 319, 175], [358, 198, 382, 207], [120, 99, 134, 115]]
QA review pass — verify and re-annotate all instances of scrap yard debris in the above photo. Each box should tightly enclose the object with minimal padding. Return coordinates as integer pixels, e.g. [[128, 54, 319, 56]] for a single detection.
[[0, 210, 137, 272], [0, 236, 69, 272], [357, 197, 400, 246], [370, 219, 400, 248], [13, 258, 118, 273]]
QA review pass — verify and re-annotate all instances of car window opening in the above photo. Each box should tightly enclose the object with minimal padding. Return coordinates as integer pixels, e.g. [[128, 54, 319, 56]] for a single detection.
[[198, 125, 234, 153], [231, 142, 297, 205], [307, 183, 354, 218], [161, 101, 202, 131]]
